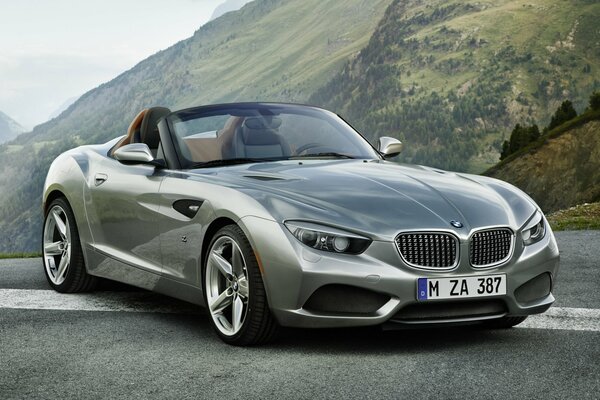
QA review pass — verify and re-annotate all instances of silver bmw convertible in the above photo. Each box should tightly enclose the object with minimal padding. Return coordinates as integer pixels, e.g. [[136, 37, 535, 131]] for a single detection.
[[42, 102, 559, 345]]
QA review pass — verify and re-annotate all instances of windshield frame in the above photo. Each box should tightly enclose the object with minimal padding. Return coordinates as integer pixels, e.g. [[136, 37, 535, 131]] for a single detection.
[[165, 102, 382, 169]]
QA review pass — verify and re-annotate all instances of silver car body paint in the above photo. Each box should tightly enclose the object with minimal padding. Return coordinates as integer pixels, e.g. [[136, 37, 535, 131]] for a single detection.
[[43, 107, 559, 328]]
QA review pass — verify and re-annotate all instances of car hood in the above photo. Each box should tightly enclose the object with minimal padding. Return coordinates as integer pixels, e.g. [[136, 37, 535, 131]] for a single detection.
[[196, 160, 537, 240]]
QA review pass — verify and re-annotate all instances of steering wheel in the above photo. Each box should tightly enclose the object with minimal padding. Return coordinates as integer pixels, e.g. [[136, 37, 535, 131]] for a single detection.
[[294, 143, 337, 156], [294, 143, 322, 155]]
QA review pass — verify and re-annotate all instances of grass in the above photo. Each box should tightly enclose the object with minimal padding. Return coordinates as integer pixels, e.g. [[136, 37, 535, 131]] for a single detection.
[[0, 252, 42, 259], [547, 202, 600, 231]]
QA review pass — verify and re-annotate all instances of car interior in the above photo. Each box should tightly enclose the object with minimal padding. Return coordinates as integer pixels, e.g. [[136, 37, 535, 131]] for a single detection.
[[112, 107, 360, 168], [111, 106, 171, 159], [175, 115, 292, 164]]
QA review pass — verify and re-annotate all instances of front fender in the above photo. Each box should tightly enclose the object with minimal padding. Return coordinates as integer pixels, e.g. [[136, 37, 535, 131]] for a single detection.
[[237, 215, 302, 316], [43, 151, 93, 267]]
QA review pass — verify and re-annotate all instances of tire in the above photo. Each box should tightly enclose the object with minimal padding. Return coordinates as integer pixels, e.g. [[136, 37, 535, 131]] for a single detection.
[[42, 197, 97, 293], [483, 316, 527, 329], [203, 224, 279, 346]]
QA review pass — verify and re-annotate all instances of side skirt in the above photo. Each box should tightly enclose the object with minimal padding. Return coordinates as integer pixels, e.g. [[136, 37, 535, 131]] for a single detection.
[[85, 245, 205, 307]]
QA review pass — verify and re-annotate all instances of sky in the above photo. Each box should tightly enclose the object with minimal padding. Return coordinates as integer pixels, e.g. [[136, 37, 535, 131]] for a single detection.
[[0, 0, 226, 130]]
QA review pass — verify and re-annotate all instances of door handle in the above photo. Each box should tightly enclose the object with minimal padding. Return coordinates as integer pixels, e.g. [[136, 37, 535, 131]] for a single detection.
[[94, 173, 108, 186]]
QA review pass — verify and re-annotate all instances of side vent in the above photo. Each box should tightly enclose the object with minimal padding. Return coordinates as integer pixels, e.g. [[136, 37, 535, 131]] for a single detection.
[[172, 200, 204, 219]]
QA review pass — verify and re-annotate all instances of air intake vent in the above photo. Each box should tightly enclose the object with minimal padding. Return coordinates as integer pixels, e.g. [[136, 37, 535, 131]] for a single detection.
[[390, 300, 507, 322], [395, 233, 458, 269], [470, 229, 513, 267], [243, 175, 283, 181]]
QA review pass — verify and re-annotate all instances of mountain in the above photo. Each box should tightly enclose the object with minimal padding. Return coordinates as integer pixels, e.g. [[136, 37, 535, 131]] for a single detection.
[[0, 0, 598, 252], [48, 96, 81, 121], [210, 0, 254, 21], [0, 111, 25, 144], [486, 108, 600, 213], [310, 0, 600, 172], [0, 0, 393, 252]]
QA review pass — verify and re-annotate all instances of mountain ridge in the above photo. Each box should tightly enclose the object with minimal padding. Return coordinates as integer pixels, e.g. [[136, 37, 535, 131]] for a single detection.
[[0, 0, 598, 252], [210, 0, 254, 21], [0, 111, 25, 144]]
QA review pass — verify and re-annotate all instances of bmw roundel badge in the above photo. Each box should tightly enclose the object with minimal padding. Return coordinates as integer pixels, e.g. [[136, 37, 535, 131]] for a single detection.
[[450, 220, 463, 228]]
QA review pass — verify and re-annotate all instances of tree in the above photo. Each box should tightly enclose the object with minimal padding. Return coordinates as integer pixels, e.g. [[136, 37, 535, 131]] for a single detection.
[[527, 124, 540, 142], [589, 91, 600, 111], [508, 124, 530, 154], [500, 140, 510, 160], [547, 100, 577, 131], [501, 123, 541, 159]]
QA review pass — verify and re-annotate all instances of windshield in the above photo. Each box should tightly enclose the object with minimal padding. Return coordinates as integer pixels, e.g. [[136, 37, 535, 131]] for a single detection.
[[166, 104, 380, 168]]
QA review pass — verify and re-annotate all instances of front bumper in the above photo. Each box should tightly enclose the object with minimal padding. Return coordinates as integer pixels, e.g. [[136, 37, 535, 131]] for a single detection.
[[239, 216, 560, 328]]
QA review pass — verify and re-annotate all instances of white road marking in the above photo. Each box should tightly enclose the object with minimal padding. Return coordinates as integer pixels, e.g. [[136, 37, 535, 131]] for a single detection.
[[0, 289, 598, 332], [518, 307, 600, 332], [0, 289, 201, 314]]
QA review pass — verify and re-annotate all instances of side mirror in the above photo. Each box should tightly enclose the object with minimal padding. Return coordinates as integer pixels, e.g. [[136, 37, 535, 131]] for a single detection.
[[114, 143, 156, 164], [378, 136, 403, 158]]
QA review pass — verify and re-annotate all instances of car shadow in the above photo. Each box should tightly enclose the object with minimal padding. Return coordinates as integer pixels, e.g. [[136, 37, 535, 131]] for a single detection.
[[266, 325, 519, 354], [91, 280, 527, 354], [147, 310, 525, 354]]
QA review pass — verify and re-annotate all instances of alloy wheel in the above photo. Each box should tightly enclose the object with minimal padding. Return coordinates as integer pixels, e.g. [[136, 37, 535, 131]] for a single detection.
[[205, 235, 250, 336], [43, 205, 72, 285]]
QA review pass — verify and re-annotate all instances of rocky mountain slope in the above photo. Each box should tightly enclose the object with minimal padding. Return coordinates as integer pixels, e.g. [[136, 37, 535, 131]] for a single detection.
[[311, 0, 600, 172], [0, 111, 24, 144], [487, 110, 600, 212]]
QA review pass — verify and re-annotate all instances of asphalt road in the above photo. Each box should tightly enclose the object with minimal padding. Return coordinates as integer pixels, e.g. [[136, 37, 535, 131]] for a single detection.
[[1, 231, 599, 399]]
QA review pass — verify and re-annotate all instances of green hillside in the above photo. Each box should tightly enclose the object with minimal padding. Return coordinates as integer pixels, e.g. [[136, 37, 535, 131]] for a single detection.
[[0, 0, 598, 252], [310, 0, 600, 172], [0, 0, 392, 252]]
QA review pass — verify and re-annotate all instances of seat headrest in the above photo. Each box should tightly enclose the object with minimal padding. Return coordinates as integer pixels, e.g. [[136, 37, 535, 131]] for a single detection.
[[243, 117, 282, 130], [140, 107, 171, 149], [241, 117, 284, 146]]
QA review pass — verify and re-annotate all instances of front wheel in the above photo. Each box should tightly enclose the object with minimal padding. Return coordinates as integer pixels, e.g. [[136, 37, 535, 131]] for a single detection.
[[42, 197, 97, 293], [203, 224, 279, 346]]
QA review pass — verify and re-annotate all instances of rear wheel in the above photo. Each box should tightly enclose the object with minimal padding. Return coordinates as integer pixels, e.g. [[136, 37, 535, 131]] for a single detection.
[[483, 316, 527, 329], [203, 224, 279, 346], [42, 197, 97, 293]]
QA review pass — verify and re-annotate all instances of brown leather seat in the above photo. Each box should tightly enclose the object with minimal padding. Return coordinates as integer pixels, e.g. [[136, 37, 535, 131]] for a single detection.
[[112, 107, 171, 157], [183, 116, 244, 162], [111, 109, 148, 156]]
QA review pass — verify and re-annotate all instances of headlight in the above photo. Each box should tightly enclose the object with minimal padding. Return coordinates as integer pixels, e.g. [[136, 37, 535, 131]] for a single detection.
[[521, 211, 546, 246], [284, 221, 371, 254]]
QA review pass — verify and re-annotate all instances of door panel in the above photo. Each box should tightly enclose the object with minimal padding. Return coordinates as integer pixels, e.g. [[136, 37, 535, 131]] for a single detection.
[[85, 156, 165, 274], [157, 174, 214, 286]]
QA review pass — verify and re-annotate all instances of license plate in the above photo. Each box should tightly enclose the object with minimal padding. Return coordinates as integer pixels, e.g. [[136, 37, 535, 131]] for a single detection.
[[417, 274, 506, 301]]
